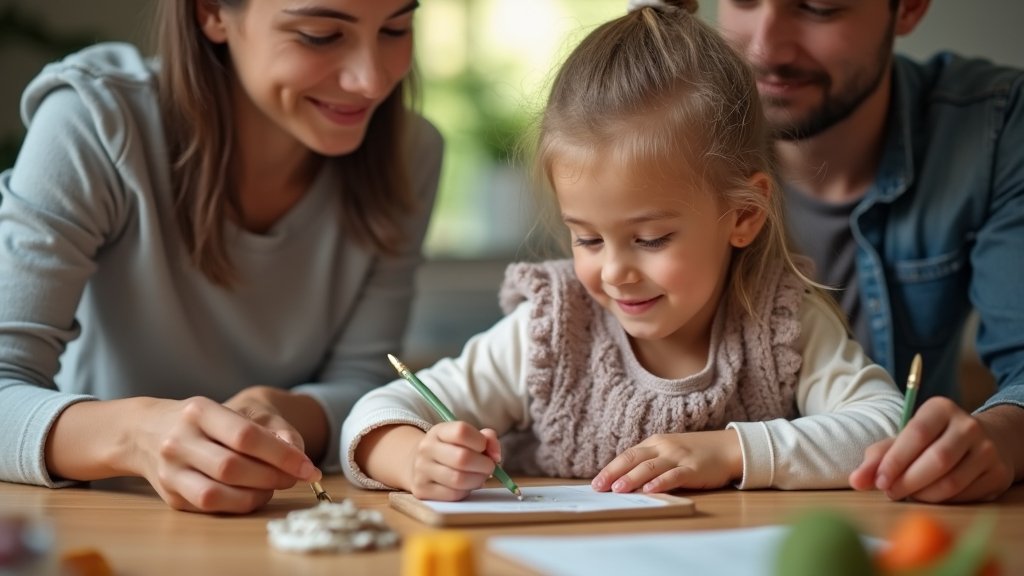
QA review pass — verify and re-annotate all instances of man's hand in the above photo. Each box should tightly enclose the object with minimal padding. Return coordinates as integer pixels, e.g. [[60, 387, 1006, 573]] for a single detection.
[[850, 397, 1020, 502]]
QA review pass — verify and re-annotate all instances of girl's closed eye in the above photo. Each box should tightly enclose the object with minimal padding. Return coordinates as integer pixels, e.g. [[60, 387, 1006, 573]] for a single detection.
[[637, 234, 673, 249], [573, 236, 603, 248]]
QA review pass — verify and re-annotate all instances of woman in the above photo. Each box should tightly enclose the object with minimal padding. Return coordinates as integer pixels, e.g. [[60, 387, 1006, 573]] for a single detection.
[[0, 0, 442, 514]]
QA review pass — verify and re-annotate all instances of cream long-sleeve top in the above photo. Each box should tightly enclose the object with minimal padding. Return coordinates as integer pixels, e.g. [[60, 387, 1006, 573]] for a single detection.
[[342, 286, 904, 491]]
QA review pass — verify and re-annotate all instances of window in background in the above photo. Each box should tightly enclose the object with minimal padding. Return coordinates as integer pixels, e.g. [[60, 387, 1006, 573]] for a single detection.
[[401, 0, 623, 366], [414, 0, 623, 259]]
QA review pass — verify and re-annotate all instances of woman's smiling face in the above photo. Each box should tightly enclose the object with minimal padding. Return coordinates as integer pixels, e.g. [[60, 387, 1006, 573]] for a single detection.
[[198, 0, 418, 156]]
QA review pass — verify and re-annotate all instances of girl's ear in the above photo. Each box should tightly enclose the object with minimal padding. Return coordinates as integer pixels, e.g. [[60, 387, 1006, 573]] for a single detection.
[[728, 172, 770, 249], [196, 0, 229, 44]]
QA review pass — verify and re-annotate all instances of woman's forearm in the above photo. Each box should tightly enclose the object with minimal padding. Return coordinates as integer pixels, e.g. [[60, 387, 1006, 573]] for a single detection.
[[44, 397, 153, 481]]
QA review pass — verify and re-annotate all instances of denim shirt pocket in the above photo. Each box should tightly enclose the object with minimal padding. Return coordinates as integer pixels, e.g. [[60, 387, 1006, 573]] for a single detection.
[[890, 245, 971, 349]]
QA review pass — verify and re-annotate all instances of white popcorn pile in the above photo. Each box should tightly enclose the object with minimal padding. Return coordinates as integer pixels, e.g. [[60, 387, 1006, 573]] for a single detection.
[[267, 500, 400, 553]]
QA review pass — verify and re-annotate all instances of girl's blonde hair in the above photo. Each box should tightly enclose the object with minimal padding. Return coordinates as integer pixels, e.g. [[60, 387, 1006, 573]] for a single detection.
[[157, 0, 415, 286], [536, 0, 820, 321]]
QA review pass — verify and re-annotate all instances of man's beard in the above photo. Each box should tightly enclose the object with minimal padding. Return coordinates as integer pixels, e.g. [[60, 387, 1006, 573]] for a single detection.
[[760, 63, 888, 141], [758, 27, 895, 141]]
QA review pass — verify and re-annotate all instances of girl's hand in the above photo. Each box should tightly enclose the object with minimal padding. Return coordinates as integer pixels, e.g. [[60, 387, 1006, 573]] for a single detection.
[[591, 429, 743, 494], [410, 421, 502, 502], [134, 396, 321, 514], [849, 397, 1017, 503]]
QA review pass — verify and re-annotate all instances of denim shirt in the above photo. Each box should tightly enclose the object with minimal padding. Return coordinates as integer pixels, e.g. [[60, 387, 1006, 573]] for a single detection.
[[855, 53, 1024, 412]]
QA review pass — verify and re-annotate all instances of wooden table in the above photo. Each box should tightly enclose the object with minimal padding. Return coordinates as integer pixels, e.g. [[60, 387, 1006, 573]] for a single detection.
[[2, 476, 1022, 575]]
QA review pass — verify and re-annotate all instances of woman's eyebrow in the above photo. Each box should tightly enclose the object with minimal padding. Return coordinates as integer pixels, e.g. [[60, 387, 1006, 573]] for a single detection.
[[282, 1, 419, 23]]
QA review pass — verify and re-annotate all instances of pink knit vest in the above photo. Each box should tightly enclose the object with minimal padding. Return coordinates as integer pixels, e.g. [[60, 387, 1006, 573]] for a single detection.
[[497, 259, 805, 478]]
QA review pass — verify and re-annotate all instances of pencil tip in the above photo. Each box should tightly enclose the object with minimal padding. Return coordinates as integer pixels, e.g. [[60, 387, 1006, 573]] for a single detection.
[[387, 354, 402, 371], [514, 488, 523, 500], [909, 353, 923, 389]]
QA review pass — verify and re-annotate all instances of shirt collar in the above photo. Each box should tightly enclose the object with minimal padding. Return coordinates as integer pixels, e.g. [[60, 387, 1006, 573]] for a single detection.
[[868, 56, 917, 203]]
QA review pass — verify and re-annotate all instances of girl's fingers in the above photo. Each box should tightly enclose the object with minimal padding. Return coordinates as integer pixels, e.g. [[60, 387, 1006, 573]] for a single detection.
[[423, 435, 497, 476], [480, 428, 502, 463], [431, 422, 488, 452], [592, 445, 661, 493], [410, 479, 473, 502], [610, 457, 670, 493], [642, 465, 702, 493], [423, 422, 499, 475], [422, 459, 491, 492]]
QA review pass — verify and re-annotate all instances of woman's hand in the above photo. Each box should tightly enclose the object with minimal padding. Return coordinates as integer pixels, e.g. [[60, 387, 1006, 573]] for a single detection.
[[132, 396, 322, 514], [222, 385, 329, 461], [409, 422, 502, 502], [850, 397, 1018, 503], [591, 429, 743, 494]]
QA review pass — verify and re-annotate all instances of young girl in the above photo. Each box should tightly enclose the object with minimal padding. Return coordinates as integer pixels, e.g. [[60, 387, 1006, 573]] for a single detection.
[[0, 0, 441, 514], [342, 0, 903, 501]]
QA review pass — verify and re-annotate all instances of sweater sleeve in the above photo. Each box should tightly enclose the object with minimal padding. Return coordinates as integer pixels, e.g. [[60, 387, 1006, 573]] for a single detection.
[[728, 292, 904, 489], [293, 115, 443, 473], [341, 301, 534, 490], [0, 87, 126, 487]]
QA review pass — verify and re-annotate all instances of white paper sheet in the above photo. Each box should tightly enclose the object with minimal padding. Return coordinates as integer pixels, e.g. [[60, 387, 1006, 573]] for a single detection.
[[489, 526, 883, 576], [420, 484, 669, 514]]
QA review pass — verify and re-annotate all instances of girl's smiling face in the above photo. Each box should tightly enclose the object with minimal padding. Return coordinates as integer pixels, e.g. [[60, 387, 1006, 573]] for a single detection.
[[198, 0, 417, 157], [554, 151, 745, 355]]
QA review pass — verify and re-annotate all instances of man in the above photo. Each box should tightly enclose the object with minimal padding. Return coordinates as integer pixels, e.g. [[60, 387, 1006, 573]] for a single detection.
[[717, 0, 1024, 502]]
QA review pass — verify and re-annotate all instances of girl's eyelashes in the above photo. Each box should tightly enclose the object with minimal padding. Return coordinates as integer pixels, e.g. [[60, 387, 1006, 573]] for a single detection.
[[572, 234, 673, 249], [637, 234, 672, 249], [573, 237, 603, 248]]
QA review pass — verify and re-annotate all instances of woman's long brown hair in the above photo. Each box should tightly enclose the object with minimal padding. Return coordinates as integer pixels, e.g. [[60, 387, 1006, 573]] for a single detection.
[[157, 0, 415, 286]]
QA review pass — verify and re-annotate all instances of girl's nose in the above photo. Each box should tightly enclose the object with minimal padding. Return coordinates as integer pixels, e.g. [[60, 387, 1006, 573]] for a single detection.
[[601, 250, 637, 287]]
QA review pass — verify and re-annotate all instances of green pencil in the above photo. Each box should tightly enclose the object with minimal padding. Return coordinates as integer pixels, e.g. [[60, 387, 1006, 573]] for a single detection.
[[899, 353, 923, 431], [387, 353, 523, 500]]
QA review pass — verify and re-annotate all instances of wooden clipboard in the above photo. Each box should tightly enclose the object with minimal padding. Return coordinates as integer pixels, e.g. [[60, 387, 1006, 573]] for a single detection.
[[389, 489, 696, 527]]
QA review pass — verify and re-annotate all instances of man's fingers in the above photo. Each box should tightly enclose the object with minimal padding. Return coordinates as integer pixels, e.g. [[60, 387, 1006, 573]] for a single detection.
[[849, 437, 893, 490], [875, 399, 956, 490], [902, 444, 989, 503]]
